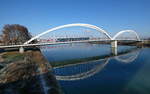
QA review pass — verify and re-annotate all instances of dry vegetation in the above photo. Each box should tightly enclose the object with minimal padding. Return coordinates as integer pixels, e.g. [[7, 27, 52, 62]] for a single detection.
[[0, 50, 52, 84]]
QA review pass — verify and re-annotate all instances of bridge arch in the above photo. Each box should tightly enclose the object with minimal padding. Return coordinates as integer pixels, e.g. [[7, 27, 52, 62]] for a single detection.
[[112, 30, 140, 41], [24, 23, 112, 44]]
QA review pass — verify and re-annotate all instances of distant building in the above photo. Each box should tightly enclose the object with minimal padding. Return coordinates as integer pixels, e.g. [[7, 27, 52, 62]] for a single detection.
[[56, 37, 90, 42], [36, 37, 90, 43], [37, 38, 56, 43]]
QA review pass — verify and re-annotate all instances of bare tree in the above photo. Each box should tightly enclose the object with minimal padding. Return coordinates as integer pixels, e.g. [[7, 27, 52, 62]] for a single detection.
[[0, 35, 2, 45], [1, 24, 32, 45]]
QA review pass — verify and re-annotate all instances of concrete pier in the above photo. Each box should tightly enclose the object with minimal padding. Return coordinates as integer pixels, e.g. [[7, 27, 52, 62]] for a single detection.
[[19, 47, 24, 53], [111, 40, 118, 55], [111, 40, 117, 48]]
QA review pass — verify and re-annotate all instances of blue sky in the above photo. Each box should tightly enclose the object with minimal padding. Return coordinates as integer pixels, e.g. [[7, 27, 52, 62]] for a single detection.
[[0, 0, 150, 38]]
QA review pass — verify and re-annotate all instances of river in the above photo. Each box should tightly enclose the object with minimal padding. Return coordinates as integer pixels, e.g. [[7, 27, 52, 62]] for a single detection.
[[40, 43, 150, 94]]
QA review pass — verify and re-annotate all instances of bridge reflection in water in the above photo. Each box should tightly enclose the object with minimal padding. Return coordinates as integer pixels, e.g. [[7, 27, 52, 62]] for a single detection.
[[52, 48, 140, 81]]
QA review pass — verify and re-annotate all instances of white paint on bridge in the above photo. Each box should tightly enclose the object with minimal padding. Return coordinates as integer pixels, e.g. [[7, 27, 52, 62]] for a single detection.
[[24, 23, 112, 45], [112, 30, 140, 41]]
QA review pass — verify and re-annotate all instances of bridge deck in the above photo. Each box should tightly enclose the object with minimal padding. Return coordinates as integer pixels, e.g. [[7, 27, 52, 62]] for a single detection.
[[0, 39, 141, 48]]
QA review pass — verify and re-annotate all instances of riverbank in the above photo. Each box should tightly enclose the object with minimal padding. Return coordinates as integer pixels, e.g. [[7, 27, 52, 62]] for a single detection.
[[0, 49, 63, 94], [0, 50, 51, 83]]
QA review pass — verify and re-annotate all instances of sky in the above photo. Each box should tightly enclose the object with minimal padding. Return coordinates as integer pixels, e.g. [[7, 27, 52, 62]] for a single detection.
[[0, 0, 150, 38]]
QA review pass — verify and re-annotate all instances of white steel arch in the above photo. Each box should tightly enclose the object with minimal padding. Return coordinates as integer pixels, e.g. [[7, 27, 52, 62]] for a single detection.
[[24, 23, 112, 44], [112, 30, 140, 41]]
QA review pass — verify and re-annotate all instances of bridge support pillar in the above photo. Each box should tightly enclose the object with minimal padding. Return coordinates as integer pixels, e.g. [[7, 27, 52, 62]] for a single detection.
[[19, 47, 24, 53], [111, 40, 117, 48], [111, 40, 118, 55]]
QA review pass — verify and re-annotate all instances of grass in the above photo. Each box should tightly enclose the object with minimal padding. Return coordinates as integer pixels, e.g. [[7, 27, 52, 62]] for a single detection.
[[2, 52, 25, 63]]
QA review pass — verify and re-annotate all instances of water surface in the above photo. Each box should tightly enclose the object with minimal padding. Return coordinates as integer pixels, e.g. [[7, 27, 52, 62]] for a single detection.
[[40, 43, 150, 94]]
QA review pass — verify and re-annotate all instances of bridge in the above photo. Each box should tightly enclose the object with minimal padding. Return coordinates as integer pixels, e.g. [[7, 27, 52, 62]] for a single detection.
[[0, 23, 141, 54]]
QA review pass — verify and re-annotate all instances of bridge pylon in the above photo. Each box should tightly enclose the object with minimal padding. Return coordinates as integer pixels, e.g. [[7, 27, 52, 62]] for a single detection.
[[19, 47, 24, 53], [111, 40, 117, 48], [111, 40, 118, 55]]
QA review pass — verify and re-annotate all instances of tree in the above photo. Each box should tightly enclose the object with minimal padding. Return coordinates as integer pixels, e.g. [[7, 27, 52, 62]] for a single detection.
[[0, 35, 2, 44], [1, 24, 32, 45]]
